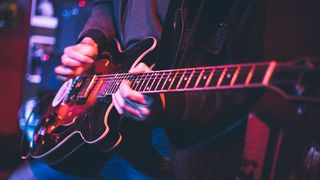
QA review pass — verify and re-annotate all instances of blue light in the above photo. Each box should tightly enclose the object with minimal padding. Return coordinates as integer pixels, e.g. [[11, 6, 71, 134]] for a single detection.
[[72, 8, 79, 15], [62, 9, 69, 17]]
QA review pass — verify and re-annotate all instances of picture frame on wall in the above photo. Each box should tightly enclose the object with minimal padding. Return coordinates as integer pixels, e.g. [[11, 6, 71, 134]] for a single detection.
[[30, 0, 58, 29]]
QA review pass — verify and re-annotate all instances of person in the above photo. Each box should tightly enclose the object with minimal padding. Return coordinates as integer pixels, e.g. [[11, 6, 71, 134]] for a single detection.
[[10, 0, 265, 179]]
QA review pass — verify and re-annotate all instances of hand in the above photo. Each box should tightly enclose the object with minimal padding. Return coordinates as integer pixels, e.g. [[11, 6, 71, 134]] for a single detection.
[[112, 63, 154, 121], [54, 37, 98, 79]]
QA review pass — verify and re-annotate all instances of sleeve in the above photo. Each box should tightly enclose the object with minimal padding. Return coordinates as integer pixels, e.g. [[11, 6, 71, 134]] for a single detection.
[[79, 0, 116, 53], [162, 0, 266, 147]]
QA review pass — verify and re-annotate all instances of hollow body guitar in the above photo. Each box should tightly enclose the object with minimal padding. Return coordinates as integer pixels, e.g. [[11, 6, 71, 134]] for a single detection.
[[24, 36, 320, 164]]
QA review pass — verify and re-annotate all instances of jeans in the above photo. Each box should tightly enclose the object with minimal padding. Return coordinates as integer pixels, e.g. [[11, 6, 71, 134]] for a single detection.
[[9, 127, 171, 180]]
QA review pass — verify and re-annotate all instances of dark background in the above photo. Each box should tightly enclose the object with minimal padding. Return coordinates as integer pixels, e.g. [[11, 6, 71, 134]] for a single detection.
[[0, 0, 319, 179]]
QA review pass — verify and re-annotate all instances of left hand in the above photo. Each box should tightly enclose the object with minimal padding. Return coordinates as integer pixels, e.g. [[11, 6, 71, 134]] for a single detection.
[[112, 63, 154, 121]]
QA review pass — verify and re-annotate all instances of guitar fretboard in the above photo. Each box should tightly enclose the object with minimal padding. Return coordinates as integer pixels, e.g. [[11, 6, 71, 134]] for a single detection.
[[77, 61, 277, 99]]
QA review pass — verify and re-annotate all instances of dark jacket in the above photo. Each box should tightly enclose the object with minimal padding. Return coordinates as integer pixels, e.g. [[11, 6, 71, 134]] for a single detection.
[[158, 0, 265, 179], [80, 0, 265, 179]]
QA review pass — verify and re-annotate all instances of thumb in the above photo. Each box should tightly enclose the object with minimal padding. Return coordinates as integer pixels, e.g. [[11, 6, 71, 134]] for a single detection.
[[81, 37, 98, 48]]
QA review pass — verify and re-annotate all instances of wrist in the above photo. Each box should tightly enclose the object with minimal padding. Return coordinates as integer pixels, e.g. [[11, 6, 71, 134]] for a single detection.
[[79, 29, 109, 53]]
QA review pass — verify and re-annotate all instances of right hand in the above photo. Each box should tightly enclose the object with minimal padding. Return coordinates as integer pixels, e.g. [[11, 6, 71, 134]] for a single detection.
[[54, 37, 98, 79]]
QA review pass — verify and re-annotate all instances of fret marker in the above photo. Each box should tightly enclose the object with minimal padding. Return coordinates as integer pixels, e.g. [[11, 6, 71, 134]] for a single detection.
[[227, 73, 232, 79], [169, 79, 172, 81], [184, 77, 188, 81], [203, 76, 207, 80], [146, 87, 150, 90]]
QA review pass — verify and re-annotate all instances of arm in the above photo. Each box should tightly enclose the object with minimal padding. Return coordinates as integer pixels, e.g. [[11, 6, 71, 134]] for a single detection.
[[55, 0, 116, 77], [79, 0, 116, 53]]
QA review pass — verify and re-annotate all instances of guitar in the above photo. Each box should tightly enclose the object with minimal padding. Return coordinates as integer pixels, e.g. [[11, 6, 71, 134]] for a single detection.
[[22, 36, 320, 164]]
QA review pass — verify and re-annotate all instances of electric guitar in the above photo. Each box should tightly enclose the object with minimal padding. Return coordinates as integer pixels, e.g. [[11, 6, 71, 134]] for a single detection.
[[22, 36, 320, 164]]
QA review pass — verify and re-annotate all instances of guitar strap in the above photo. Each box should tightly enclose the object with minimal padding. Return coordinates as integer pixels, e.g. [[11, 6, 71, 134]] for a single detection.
[[154, 0, 184, 70]]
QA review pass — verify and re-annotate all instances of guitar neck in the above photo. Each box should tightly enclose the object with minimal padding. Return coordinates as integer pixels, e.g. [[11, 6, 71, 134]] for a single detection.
[[78, 61, 277, 98]]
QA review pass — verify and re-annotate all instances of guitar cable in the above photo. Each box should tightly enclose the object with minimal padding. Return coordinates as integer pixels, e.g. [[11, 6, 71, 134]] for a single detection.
[[18, 93, 56, 160]]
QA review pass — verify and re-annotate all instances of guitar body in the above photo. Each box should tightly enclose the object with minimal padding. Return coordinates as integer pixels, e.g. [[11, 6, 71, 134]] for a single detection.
[[26, 37, 158, 164]]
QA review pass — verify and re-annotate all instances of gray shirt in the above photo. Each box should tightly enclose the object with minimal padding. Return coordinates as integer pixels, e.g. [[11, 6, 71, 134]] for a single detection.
[[80, 0, 170, 50]]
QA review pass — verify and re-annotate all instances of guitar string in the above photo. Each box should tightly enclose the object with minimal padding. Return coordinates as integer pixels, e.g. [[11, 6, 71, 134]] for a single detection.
[[75, 65, 271, 96], [76, 70, 269, 97], [91, 71, 268, 84], [93, 62, 273, 78], [91, 68, 269, 82], [92, 66, 268, 79]]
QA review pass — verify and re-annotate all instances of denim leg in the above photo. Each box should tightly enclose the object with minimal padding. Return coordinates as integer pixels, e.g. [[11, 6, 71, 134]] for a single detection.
[[99, 155, 157, 180], [9, 160, 92, 180]]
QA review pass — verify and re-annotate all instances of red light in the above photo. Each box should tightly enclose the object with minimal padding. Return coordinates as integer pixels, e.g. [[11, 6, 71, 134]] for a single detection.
[[42, 53, 49, 61], [79, 0, 86, 7]]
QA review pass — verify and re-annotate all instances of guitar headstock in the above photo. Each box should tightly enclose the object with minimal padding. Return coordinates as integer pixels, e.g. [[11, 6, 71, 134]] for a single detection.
[[268, 57, 320, 103]]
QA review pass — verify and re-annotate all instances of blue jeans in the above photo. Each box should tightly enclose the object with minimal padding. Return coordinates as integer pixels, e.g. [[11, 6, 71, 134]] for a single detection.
[[9, 155, 162, 180], [9, 128, 171, 180]]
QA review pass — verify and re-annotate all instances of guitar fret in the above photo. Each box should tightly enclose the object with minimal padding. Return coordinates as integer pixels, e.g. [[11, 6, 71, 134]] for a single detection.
[[185, 70, 195, 88], [178, 69, 193, 89], [263, 61, 276, 85], [144, 72, 157, 92], [250, 64, 269, 84], [220, 67, 238, 86], [156, 72, 169, 91], [194, 69, 205, 88], [136, 74, 148, 92], [115, 74, 126, 93], [161, 71, 173, 90], [168, 70, 180, 90], [197, 69, 212, 88], [234, 66, 252, 85], [216, 67, 228, 87], [208, 68, 223, 87], [230, 66, 241, 86], [176, 70, 187, 89], [132, 74, 141, 91], [107, 74, 119, 94], [205, 68, 215, 87], [186, 69, 202, 88], [245, 65, 256, 85], [140, 73, 153, 92], [151, 72, 163, 91]]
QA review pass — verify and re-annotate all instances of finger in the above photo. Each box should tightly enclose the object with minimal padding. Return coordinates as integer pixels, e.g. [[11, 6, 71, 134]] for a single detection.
[[113, 91, 142, 119], [112, 93, 124, 115], [81, 37, 98, 48], [129, 63, 152, 74], [124, 98, 151, 116], [54, 65, 86, 77], [122, 102, 143, 119], [119, 80, 148, 105], [54, 65, 75, 76], [77, 43, 98, 58], [61, 54, 82, 67], [56, 75, 68, 81], [64, 46, 95, 64], [138, 105, 151, 116]]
